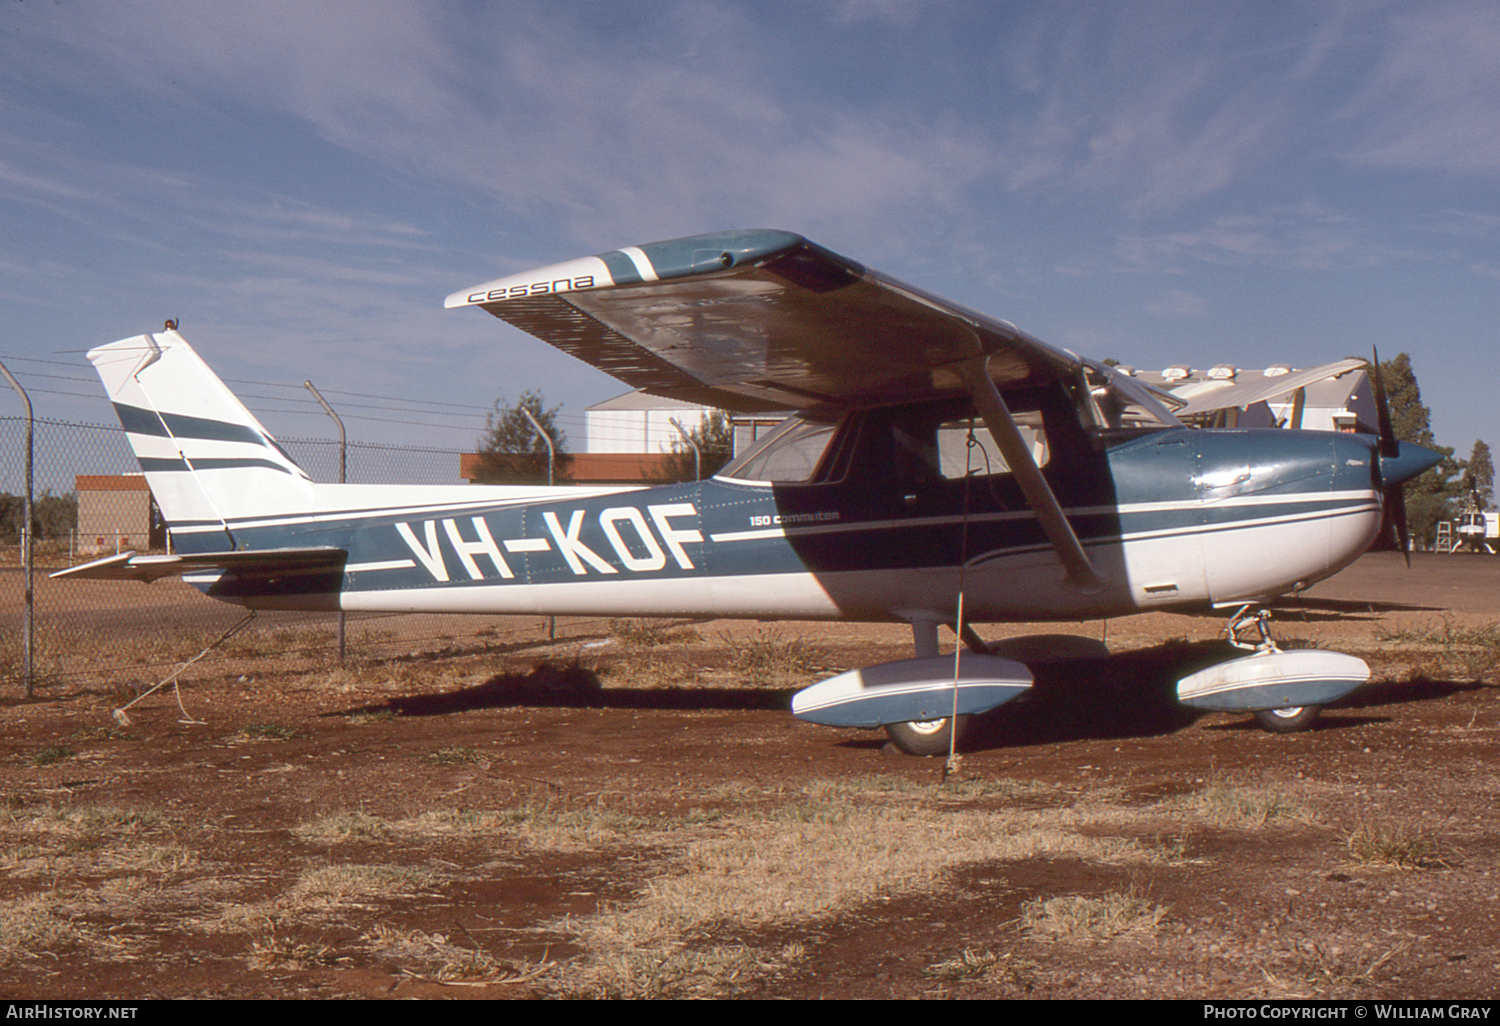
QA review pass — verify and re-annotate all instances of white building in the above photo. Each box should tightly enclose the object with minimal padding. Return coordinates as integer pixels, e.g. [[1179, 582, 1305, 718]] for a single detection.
[[585, 391, 717, 453]]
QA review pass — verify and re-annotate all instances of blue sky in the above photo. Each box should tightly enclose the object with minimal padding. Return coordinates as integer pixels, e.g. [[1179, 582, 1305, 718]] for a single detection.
[[2, 0, 1498, 473]]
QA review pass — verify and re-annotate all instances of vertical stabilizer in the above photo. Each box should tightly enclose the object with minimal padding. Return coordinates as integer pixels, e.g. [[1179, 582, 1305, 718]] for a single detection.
[[89, 329, 315, 551]]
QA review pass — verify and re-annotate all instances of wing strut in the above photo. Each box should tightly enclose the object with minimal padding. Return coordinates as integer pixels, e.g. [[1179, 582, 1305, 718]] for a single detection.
[[960, 358, 1105, 593]]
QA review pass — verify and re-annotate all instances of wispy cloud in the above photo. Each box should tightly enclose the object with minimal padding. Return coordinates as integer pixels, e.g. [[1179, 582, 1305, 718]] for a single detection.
[[2, 0, 1497, 452], [1117, 205, 1372, 273], [1339, 0, 1500, 174], [1146, 288, 1210, 318]]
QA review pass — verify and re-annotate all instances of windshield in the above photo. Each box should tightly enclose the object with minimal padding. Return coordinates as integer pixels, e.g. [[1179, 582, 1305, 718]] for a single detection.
[[1079, 360, 1183, 431]]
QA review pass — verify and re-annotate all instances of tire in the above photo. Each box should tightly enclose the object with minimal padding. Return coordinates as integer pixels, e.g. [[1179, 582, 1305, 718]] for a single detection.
[[1253, 705, 1321, 734], [884, 714, 971, 756]]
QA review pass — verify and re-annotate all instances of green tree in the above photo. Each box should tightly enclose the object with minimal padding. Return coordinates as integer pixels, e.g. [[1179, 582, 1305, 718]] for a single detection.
[[0, 491, 76, 543], [1380, 352, 1459, 548], [1463, 439, 1494, 510], [654, 410, 734, 482], [33, 491, 78, 540], [0, 494, 19, 543], [472, 390, 571, 484]]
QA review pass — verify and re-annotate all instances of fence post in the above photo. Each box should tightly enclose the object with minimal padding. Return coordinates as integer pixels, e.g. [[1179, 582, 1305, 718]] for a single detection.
[[670, 417, 701, 480], [304, 380, 347, 660], [517, 406, 556, 640], [1, 361, 34, 698], [518, 406, 554, 487]]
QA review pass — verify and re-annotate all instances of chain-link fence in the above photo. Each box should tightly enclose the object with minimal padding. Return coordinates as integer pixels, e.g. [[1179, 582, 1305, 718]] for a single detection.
[[1, 416, 597, 695]]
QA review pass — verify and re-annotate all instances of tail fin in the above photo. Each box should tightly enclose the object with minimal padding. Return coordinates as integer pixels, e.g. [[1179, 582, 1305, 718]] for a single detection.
[[90, 329, 315, 551]]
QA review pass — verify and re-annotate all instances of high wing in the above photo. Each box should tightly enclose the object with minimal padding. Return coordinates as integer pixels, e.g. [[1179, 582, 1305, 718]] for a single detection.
[[449, 229, 1112, 588], [445, 229, 1081, 413]]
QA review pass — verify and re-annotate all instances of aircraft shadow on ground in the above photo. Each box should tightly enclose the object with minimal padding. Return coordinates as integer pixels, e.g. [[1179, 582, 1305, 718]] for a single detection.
[[841, 641, 1483, 752], [961, 651, 1482, 750], [904, 640, 1227, 752], [339, 661, 796, 718], [334, 641, 1481, 751]]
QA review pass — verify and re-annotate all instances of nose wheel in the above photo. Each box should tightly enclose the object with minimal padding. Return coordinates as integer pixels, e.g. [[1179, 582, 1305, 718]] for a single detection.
[[1222, 606, 1328, 734]]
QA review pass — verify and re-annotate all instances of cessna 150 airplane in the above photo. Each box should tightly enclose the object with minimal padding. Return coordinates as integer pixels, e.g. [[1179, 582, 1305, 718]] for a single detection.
[[57, 229, 1442, 755]]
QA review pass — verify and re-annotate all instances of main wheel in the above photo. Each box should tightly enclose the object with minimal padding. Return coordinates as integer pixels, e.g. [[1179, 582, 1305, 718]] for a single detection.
[[884, 714, 971, 756], [1253, 705, 1321, 734]]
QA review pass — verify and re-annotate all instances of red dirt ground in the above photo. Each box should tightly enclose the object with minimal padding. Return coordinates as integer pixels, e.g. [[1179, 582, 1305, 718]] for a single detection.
[[2, 551, 1498, 999]]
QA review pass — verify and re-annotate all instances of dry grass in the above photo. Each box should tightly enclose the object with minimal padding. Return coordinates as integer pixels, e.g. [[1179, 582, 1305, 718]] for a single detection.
[[292, 801, 660, 851], [608, 618, 702, 648], [247, 933, 343, 970], [0, 802, 205, 965], [655, 797, 1153, 927], [1256, 939, 1408, 997], [12, 804, 166, 838], [1022, 891, 1168, 943], [923, 948, 1038, 990], [719, 628, 823, 686], [546, 941, 804, 999], [236, 722, 297, 741], [443, 803, 658, 850], [30, 744, 74, 766], [538, 777, 1179, 996], [361, 923, 544, 984], [0, 628, 70, 690], [1344, 819, 1451, 870], [425, 744, 484, 765], [0, 894, 93, 963], [295, 810, 391, 842], [1163, 784, 1315, 828], [4, 595, 1479, 1002], [598, 651, 700, 689], [1375, 619, 1500, 682]]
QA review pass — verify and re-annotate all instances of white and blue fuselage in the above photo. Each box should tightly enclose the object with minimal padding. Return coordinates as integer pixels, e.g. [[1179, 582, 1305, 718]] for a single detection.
[[148, 408, 1386, 624]]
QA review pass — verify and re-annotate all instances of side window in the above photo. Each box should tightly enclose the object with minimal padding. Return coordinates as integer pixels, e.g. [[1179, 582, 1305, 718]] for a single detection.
[[935, 412, 1048, 479], [872, 399, 1051, 487]]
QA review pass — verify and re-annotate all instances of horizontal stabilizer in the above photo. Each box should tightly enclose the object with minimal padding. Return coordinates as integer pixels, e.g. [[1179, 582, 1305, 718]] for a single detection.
[[791, 654, 1032, 728], [51, 547, 347, 584], [1176, 649, 1369, 712]]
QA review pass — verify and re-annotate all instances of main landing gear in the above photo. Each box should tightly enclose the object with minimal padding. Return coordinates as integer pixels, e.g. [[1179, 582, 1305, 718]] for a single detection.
[[794, 608, 1372, 755], [885, 715, 971, 757], [789, 615, 1032, 757], [879, 617, 989, 757], [1253, 705, 1322, 734]]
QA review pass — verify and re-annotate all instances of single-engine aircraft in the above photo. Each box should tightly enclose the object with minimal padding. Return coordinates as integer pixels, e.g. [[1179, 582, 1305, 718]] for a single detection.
[[57, 229, 1443, 754]]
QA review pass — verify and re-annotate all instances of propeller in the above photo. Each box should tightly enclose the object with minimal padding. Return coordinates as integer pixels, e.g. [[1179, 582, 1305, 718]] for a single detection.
[[1370, 347, 1411, 565]]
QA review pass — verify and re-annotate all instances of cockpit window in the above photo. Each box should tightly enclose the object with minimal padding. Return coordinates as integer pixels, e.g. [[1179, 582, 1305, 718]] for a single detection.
[[718, 414, 840, 483], [1078, 360, 1183, 432]]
